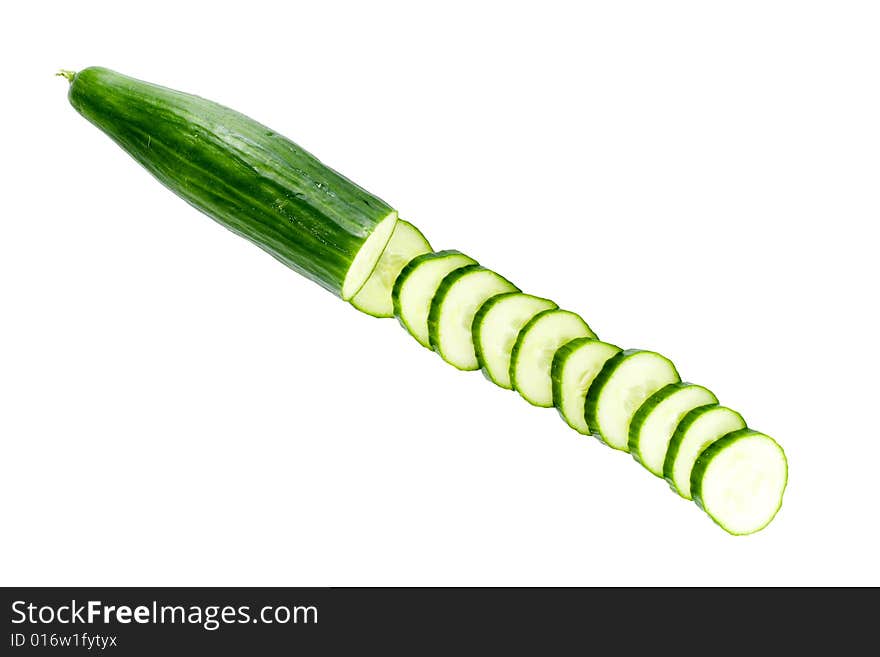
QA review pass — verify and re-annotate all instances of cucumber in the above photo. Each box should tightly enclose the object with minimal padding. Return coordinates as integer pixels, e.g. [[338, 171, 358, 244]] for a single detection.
[[663, 405, 746, 499], [551, 338, 622, 435], [628, 383, 718, 476], [691, 429, 788, 535], [64, 67, 398, 300], [351, 220, 432, 317], [393, 250, 477, 348], [473, 293, 558, 389], [584, 350, 680, 451], [428, 267, 519, 370], [510, 310, 596, 407]]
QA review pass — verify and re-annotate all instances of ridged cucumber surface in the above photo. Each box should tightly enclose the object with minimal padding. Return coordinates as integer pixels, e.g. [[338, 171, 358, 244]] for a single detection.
[[65, 67, 397, 300]]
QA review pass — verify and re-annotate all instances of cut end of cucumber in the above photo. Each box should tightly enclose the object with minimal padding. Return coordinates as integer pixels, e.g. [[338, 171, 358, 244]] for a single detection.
[[692, 430, 788, 536], [350, 219, 431, 317], [341, 211, 399, 301]]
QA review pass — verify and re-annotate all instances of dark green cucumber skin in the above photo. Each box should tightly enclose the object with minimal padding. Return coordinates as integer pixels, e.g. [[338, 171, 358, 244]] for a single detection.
[[583, 349, 680, 446], [627, 382, 716, 467], [472, 292, 555, 387], [67, 67, 395, 298], [391, 250, 472, 338], [662, 405, 745, 491], [550, 337, 620, 434], [690, 428, 787, 536]]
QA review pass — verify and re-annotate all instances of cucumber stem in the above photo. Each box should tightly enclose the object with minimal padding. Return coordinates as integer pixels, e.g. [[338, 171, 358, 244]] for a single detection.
[[56, 69, 76, 83]]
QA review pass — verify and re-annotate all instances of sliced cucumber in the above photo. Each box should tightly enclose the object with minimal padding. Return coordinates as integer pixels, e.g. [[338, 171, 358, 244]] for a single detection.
[[691, 429, 788, 535], [663, 405, 746, 499], [510, 310, 596, 407], [551, 338, 622, 435], [393, 250, 477, 349], [628, 382, 718, 476], [473, 293, 558, 389], [427, 267, 519, 370], [351, 220, 432, 317], [584, 349, 680, 451]]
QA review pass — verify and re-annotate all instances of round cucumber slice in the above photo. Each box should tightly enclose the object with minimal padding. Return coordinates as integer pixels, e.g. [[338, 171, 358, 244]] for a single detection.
[[428, 267, 519, 370], [392, 250, 477, 349], [628, 382, 718, 476], [510, 309, 596, 408], [691, 429, 788, 536], [473, 292, 558, 389], [584, 349, 680, 451], [551, 338, 622, 435], [664, 405, 746, 499]]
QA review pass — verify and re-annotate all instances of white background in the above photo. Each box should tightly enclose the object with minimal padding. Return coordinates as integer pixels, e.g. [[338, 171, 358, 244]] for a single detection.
[[2, 1, 878, 586]]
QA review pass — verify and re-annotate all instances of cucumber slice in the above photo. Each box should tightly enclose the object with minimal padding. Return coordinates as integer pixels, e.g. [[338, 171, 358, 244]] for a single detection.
[[584, 349, 680, 451], [393, 250, 477, 349], [473, 293, 558, 389], [351, 220, 432, 317], [510, 309, 596, 407], [628, 382, 718, 476], [428, 267, 519, 370], [691, 429, 788, 535], [663, 405, 746, 499], [551, 338, 622, 434]]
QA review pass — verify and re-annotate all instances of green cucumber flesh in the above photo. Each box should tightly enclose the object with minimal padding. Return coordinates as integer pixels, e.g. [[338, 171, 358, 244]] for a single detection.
[[351, 220, 432, 317], [65, 67, 397, 300], [510, 310, 596, 407], [628, 382, 718, 476], [584, 349, 680, 451], [691, 429, 788, 535], [664, 405, 746, 499], [473, 293, 558, 389], [427, 267, 519, 370], [392, 250, 477, 348], [551, 338, 622, 435]]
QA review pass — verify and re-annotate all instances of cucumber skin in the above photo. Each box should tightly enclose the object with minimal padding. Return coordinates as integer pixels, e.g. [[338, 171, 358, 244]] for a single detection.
[[473, 292, 557, 388], [392, 250, 473, 347], [583, 349, 680, 450], [67, 67, 396, 299], [690, 428, 788, 536], [550, 337, 621, 435], [427, 266, 518, 369], [627, 382, 717, 469]]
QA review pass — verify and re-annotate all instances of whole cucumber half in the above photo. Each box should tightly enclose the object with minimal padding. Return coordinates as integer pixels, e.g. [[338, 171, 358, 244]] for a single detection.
[[65, 67, 398, 300]]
